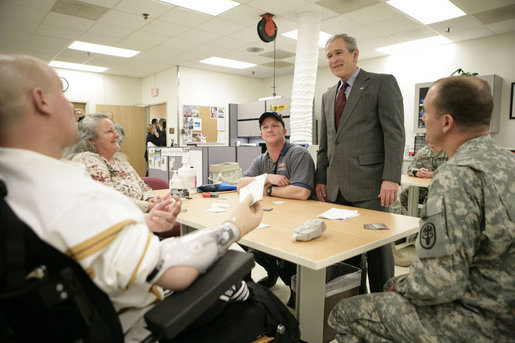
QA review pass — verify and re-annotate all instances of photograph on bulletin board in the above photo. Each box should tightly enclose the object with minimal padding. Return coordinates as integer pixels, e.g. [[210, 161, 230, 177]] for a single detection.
[[210, 107, 217, 119], [193, 118, 202, 130], [183, 105, 199, 117], [192, 133, 206, 143], [182, 104, 224, 144]]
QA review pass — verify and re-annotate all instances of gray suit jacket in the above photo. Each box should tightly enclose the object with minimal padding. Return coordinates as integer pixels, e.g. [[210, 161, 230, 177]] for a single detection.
[[315, 69, 405, 203]]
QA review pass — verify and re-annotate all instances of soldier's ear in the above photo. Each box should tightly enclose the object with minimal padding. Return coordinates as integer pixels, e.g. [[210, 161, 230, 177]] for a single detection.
[[442, 114, 454, 133], [32, 87, 51, 117]]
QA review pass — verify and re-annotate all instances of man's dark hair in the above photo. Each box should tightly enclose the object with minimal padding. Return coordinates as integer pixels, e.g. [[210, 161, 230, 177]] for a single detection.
[[433, 76, 493, 129], [151, 118, 158, 125]]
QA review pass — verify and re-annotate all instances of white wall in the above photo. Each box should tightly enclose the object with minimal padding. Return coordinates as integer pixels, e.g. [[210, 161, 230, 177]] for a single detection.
[[55, 68, 142, 112], [141, 66, 267, 145], [269, 31, 515, 149], [177, 66, 267, 145], [141, 67, 178, 145]]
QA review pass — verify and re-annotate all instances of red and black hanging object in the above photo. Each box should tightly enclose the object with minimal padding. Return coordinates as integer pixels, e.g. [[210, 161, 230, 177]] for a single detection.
[[257, 13, 277, 43]]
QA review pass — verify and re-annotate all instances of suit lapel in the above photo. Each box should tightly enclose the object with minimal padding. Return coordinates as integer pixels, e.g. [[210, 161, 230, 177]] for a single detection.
[[336, 70, 370, 136]]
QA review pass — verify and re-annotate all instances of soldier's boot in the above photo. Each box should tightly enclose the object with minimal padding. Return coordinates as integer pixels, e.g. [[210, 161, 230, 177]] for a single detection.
[[392, 243, 412, 267]]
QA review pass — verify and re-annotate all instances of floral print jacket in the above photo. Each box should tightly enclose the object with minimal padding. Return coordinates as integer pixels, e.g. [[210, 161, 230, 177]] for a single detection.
[[72, 152, 154, 212]]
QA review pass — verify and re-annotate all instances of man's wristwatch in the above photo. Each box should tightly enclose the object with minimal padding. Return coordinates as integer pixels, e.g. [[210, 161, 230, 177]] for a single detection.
[[266, 185, 274, 196]]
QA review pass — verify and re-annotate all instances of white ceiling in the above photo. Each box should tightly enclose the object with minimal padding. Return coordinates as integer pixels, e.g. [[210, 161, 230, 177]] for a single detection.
[[0, 0, 513, 79]]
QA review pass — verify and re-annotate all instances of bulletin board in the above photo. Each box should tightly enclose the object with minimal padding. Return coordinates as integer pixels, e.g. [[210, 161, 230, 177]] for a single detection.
[[182, 104, 225, 144]]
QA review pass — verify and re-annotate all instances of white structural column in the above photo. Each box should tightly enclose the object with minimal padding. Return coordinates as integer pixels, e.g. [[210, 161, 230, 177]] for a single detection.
[[289, 11, 321, 144]]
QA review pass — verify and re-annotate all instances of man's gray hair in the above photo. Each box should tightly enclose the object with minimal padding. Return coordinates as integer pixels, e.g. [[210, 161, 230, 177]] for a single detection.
[[325, 34, 358, 51], [63, 113, 109, 158]]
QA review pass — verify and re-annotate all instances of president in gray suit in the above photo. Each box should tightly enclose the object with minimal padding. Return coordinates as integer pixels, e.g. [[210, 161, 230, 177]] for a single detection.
[[315, 34, 405, 293]]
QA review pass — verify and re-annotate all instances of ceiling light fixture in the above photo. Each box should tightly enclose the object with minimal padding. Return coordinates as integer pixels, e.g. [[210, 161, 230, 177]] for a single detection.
[[155, 0, 239, 16], [200, 57, 256, 69], [68, 41, 139, 58], [376, 35, 452, 55], [49, 61, 108, 73], [258, 95, 283, 101], [386, 0, 466, 24], [281, 30, 332, 48]]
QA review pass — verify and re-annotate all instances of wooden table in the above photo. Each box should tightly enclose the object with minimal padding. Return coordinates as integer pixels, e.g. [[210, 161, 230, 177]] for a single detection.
[[163, 191, 420, 343], [401, 175, 431, 217]]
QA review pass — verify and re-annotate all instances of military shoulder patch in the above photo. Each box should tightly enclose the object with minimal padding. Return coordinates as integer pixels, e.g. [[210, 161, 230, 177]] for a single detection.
[[419, 222, 436, 249]]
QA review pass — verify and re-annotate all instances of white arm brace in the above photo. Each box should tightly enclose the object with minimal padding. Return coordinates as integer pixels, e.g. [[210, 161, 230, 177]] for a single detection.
[[146, 221, 240, 284]]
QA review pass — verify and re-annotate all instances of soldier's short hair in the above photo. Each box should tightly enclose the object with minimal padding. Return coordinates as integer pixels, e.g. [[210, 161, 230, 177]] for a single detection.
[[432, 76, 493, 129], [325, 34, 358, 52]]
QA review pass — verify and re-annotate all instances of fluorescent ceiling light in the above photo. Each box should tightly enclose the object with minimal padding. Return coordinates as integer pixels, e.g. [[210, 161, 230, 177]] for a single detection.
[[155, 0, 239, 16], [49, 61, 108, 73], [387, 0, 466, 24], [281, 30, 333, 48], [200, 57, 256, 69], [258, 95, 283, 102], [376, 36, 452, 54], [69, 41, 139, 58]]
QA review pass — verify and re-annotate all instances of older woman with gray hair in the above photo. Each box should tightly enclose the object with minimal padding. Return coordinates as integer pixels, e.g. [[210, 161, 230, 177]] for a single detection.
[[65, 113, 167, 212]]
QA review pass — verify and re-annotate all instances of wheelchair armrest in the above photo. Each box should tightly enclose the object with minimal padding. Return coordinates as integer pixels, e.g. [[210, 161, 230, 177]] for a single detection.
[[144, 250, 254, 340]]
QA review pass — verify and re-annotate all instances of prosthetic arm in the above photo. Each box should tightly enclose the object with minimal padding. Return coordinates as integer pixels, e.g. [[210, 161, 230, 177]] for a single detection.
[[146, 221, 240, 284]]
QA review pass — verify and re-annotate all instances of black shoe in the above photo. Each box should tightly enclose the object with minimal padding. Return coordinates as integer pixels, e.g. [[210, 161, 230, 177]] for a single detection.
[[257, 274, 278, 288], [287, 291, 296, 309]]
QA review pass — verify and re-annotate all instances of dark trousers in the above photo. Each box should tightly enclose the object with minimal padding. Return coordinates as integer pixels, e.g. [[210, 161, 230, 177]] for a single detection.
[[335, 191, 394, 294], [240, 245, 297, 287]]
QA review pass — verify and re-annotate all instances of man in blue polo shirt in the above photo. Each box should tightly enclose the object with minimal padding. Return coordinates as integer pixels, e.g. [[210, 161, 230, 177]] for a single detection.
[[237, 111, 315, 307]]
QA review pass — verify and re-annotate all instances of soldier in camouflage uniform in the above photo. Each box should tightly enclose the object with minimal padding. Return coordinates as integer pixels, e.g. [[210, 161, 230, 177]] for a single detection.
[[391, 144, 448, 216], [329, 76, 514, 342]]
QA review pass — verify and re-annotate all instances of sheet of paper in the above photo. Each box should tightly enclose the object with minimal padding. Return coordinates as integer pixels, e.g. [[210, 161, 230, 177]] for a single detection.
[[272, 201, 285, 204], [239, 173, 267, 205], [217, 131, 225, 143], [217, 118, 225, 130], [256, 223, 271, 229], [207, 203, 230, 212], [317, 208, 359, 221]]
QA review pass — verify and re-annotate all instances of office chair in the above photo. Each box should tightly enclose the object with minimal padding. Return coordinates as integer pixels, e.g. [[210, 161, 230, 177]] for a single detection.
[[142, 176, 170, 190], [0, 181, 256, 343]]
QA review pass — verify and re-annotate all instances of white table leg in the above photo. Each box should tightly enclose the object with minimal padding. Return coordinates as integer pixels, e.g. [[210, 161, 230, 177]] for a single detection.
[[296, 265, 326, 343]]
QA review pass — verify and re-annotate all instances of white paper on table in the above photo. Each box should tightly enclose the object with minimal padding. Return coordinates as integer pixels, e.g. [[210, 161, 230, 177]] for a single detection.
[[272, 201, 285, 204], [317, 208, 359, 221], [239, 173, 267, 205], [207, 203, 230, 212], [256, 223, 270, 229]]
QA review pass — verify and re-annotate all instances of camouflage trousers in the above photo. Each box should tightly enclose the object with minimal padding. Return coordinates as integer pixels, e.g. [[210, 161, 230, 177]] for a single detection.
[[328, 292, 439, 343], [328, 290, 498, 343], [390, 187, 429, 216]]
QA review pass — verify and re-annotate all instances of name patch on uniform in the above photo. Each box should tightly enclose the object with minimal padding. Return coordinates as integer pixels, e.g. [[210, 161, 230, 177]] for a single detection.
[[419, 222, 436, 249], [277, 162, 286, 171]]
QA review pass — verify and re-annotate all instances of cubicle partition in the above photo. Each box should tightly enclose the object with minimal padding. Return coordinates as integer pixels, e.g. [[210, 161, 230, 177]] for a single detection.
[[147, 146, 261, 186]]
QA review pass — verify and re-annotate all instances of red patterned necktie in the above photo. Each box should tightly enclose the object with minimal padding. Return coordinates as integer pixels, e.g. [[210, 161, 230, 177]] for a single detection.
[[334, 82, 348, 130]]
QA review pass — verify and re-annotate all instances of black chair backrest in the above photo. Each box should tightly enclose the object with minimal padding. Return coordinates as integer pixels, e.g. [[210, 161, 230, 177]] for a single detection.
[[0, 180, 124, 343]]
